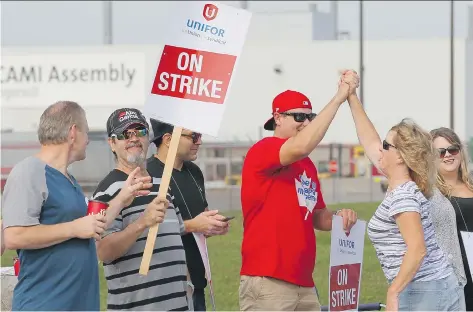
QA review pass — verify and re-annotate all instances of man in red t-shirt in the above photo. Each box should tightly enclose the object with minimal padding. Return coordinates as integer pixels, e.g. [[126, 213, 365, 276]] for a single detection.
[[239, 70, 360, 311]]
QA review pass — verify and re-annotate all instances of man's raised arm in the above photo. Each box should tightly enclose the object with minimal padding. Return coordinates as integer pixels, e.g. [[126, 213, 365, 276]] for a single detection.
[[279, 71, 359, 166]]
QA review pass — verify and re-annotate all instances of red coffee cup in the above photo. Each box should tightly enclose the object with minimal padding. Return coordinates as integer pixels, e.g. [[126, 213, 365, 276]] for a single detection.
[[87, 200, 109, 216], [13, 257, 20, 276]]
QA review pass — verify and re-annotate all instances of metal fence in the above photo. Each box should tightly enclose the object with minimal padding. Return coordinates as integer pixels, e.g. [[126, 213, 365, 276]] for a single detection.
[[2, 131, 471, 211]]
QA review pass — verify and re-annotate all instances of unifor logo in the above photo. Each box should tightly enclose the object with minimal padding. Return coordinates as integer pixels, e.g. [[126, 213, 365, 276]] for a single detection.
[[203, 3, 218, 21]]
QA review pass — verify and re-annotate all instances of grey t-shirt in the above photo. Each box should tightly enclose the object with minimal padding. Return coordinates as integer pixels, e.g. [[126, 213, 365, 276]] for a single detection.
[[2, 156, 100, 311], [367, 181, 454, 282]]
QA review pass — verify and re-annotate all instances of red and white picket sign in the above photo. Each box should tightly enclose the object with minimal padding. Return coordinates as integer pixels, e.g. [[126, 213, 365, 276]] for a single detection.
[[143, 1, 252, 137], [328, 216, 366, 312], [151, 46, 237, 105], [139, 2, 252, 304]]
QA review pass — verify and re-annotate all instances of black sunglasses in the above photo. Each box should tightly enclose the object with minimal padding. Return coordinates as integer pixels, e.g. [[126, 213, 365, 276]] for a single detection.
[[382, 140, 396, 151], [182, 132, 202, 144], [111, 127, 148, 140], [438, 145, 460, 158], [281, 112, 317, 123]]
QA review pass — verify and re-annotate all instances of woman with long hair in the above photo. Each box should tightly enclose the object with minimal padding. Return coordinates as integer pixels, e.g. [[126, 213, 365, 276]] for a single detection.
[[430, 127, 473, 310], [342, 73, 463, 311]]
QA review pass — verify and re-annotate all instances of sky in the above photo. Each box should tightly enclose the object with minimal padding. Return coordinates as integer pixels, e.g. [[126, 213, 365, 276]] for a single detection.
[[1, 1, 472, 46]]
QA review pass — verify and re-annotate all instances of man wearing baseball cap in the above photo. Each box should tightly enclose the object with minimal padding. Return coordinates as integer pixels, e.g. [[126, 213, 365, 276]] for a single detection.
[[93, 108, 191, 311], [239, 70, 360, 311]]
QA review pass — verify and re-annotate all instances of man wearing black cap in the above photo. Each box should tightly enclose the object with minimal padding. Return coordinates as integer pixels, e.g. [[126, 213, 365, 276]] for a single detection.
[[92, 108, 192, 311], [146, 119, 230, 311]]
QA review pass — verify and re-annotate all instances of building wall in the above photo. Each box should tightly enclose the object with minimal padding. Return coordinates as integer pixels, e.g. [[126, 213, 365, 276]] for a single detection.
[[1, 39, 468, 144], [466, 40, 473, 140], [244, 12, 313, 42]]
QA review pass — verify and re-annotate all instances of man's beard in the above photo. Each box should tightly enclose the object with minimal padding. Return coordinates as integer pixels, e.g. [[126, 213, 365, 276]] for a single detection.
[[126, 142, 146, 165], [127, 152, 146, 165]]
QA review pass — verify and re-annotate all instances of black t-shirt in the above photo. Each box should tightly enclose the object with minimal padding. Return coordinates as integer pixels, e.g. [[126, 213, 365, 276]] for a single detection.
[[146, 156, 208, 289]]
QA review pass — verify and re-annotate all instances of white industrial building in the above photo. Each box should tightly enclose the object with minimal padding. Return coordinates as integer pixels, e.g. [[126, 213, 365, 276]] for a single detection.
[[1, 1, 472, 188], [1, 39, 472, 144]]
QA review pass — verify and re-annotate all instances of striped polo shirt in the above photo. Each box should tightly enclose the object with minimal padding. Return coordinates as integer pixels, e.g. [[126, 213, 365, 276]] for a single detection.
[[367, 181, 453, 283], [92, 169, 189, 311]]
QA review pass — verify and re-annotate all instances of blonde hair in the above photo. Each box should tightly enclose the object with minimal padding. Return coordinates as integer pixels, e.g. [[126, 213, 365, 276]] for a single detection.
[[430, 127, 473, 197], [391, 118, 436, 199]]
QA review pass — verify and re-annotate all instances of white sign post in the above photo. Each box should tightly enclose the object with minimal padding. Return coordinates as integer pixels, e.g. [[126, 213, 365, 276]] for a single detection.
[[192, 233, 216, 311], [328, 216, 366, 312], [139, 0, 251, 303]]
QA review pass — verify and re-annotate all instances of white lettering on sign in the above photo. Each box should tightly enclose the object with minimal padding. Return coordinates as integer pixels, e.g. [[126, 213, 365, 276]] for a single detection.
[[177, 52, 203, 72], [330, 268, 358, 308], [157, 74, 222, 98], [151, 45, 236, 106], [157, 51, 223, 99], [337, 268, 348, 286], [331, 288, 357, 307]]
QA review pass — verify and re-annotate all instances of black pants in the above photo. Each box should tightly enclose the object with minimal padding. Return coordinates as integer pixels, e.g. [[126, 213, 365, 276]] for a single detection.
[[192, 288, 206, 311]]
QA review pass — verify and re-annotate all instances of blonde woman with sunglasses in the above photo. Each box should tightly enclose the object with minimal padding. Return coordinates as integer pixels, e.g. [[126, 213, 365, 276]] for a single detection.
[[430, 127, 472, 311], [340, 73, 462, 311]]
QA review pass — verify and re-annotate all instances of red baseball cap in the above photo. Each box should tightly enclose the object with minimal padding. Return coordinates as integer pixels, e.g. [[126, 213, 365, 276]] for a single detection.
[[263, 90, 313, 131]]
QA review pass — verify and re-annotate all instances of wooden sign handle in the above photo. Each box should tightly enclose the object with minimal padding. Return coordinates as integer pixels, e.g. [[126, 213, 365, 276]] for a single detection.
[[139, 126, 183, 275]]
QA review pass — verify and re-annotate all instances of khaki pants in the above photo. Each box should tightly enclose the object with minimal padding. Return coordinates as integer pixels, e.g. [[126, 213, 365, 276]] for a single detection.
[[239, 275, 321, 311]]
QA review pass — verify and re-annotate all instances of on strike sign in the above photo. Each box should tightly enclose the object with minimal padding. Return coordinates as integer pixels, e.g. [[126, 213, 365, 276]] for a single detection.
[[328, 215, 366, 312], [151, 45, 237, 104], [329, 264, 361, 311], [143, 1, 252, 137]]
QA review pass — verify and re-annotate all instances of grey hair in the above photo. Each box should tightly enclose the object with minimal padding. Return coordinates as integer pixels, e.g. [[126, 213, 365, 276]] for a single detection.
[[37, 101, 86, 145]]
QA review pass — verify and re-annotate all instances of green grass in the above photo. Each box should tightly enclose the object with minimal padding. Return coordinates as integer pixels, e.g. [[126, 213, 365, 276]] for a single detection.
[[1, 202, 387, 311]]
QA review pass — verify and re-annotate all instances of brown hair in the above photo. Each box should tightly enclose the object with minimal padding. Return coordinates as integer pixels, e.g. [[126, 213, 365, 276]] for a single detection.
[[391, 119, 436, 198], [430, 127, 473, 197]]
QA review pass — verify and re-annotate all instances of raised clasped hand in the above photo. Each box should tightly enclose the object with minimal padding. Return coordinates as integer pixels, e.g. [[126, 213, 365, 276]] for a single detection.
[[339, 69, 360, 96]]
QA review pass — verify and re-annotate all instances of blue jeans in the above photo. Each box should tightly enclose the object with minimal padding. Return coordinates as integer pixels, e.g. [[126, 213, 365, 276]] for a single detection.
[[192, 288, 206, 311], [398, 273, 466, 311]]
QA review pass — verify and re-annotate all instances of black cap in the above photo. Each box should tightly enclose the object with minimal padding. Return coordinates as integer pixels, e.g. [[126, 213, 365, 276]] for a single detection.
[[149, 118, 174, 145], [106, 108, 149, 137]]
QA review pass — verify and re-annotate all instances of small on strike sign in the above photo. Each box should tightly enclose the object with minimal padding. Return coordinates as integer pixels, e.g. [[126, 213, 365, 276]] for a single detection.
[[329, 263, 361, 311], [328, 215, 366, 312], [151, 45, 236, 104]]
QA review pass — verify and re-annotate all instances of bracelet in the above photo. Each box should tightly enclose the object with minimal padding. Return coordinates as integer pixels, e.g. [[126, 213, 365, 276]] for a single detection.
[[187, 281, 195, 291]]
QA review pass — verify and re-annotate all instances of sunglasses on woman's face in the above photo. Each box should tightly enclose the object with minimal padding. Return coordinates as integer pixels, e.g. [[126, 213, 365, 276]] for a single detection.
[[438, 145, 460, 158], [382, 140, 396, 151], [181, 132, 202, 144], [112, 128, 148, 140], [281, 112, 317, 123]]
